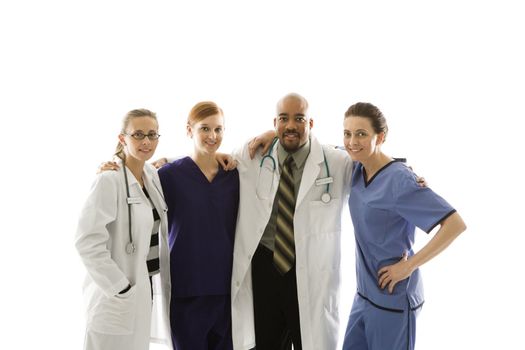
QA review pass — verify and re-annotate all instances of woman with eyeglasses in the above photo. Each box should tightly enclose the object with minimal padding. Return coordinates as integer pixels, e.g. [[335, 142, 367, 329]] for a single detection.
[[157, 101, 239, 350], [75, 109, 173, 350]]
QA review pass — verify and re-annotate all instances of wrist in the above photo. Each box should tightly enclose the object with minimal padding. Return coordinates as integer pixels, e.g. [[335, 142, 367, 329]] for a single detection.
[[406, 256, 418, 273]]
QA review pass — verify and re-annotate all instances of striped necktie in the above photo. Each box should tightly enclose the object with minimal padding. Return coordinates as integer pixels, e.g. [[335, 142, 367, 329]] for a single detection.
[[273, 155, 296, 274]]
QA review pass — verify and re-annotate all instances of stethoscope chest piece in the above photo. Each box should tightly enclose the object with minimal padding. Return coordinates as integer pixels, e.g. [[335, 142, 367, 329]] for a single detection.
[[321, 192, 331, 203], [126, 242, 136, 254]]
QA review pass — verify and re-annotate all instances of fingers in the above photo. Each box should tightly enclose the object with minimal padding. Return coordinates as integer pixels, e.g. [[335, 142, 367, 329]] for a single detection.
[[225, 159, 238, 171], [378, 266, 387, 276], [378, 270, 398, 294], [249, 136, 273, 159], [217, 157, 227, 170], [151, 157, 168, 169], [221, 159, 236, 171], [380, 275, 391, 290], [97, 161, 119, 174], [261, 142, 271, 157], [378, 269, 390, 289], [248, 137, 259, 159], [100, 161, 118, 168], [388, 280, 397, 294]]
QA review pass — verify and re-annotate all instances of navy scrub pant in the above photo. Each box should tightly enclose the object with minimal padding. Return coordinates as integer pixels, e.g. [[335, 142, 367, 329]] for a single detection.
[[171, 294, 233, 350]]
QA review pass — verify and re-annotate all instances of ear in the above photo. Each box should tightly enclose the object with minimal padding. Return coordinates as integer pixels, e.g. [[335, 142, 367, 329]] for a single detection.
[[118, 134, 126, 146], [376, 131, 386, 145], [273, 117, 277, 129], [186, 124, 193, 138], [309, 118, 314, 129]]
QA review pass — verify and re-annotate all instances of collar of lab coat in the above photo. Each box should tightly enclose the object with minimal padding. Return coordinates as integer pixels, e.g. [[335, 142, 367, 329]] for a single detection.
[[274, 135, 325, 208], [142, 164, 167, 212], [116, 159, 167, 212]]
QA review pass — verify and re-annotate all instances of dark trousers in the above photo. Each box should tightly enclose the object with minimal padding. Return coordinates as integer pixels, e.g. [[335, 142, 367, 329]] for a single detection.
[[171, 295, 233, 350], [252, 244, 302, 350]]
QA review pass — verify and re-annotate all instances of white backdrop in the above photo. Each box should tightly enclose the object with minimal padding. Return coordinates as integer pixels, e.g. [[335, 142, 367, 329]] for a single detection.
[[1, 1, 523, 349]]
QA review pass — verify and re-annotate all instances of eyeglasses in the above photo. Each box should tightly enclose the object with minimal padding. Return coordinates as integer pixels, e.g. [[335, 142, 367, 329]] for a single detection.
[[124, 132, 161, 140]]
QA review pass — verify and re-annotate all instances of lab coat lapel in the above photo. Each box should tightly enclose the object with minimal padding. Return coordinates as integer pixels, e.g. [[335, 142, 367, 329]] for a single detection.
[[142, 166, 167, 212], [296, 137, 323, 208], [122, 163, 143, 194]]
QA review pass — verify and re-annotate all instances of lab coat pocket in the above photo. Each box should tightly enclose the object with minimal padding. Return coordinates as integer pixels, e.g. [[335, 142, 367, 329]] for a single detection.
[[89, 285, 138, 335], [256, 162, 275, 200], [308, 200, 342, 235]]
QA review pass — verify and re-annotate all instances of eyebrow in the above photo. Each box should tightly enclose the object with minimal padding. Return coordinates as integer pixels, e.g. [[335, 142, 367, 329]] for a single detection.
[[344, 128, 368, 132], [278, 113, 306, 117]]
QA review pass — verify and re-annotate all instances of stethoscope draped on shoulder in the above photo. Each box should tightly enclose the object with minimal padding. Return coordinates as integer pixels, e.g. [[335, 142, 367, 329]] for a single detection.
[[257, 137, 333, 203]]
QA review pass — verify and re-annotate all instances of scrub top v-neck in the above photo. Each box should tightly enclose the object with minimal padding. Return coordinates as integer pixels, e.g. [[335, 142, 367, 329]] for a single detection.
[[349, 160, 456, 310], [158, 156, 240, 297]]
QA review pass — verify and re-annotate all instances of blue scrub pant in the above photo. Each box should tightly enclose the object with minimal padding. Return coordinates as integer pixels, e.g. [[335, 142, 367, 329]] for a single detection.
[[171, 295, 233, 350], [342, 293, 420, 350]]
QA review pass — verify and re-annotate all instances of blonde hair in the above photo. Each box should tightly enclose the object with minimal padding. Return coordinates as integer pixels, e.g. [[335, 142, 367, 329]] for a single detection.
[[114, 108, 158, 160]]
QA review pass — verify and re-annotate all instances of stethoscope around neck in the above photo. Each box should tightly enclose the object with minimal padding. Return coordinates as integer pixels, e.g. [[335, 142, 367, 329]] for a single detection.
[[122, 158, 166, 255], [122, 159, 136, 254], [259, 137, 332, 203], [121, 159, 166, 255]]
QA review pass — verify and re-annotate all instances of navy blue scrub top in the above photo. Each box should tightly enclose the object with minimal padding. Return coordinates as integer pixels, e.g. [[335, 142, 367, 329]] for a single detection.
[[158, 157, 240, 297], [349, 160, 456, 310]]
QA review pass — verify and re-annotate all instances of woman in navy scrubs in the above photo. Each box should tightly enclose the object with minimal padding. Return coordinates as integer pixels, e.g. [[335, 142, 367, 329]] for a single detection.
[[158, 102, 239, 350], [341, 102, 466, 350]]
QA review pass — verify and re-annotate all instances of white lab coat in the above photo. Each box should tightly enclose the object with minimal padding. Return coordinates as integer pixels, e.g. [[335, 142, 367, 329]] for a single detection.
[[75, 162, 173, 350], [231, 136, 353, 350]]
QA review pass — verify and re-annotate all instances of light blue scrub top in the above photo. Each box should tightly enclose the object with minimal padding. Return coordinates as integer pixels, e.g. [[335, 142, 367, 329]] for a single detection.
[[349, 160, 456, 310]]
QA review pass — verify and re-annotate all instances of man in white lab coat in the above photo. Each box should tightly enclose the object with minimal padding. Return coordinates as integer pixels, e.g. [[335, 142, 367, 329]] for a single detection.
[[230, 93, 353, 350]]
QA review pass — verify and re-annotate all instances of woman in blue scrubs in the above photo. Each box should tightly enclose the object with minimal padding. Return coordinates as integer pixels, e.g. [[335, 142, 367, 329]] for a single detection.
[[341, 102, 466, 350], [158, 102, 239, 350]]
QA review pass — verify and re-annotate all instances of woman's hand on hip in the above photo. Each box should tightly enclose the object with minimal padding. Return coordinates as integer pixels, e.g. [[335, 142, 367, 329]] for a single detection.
[[377, 252, 414, 294]]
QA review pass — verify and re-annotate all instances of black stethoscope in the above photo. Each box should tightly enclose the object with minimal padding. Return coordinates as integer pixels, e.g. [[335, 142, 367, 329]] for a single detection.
[[122, 159, 136, 254], [121, 159, 167, 255], [259, 138, 332, 203]]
